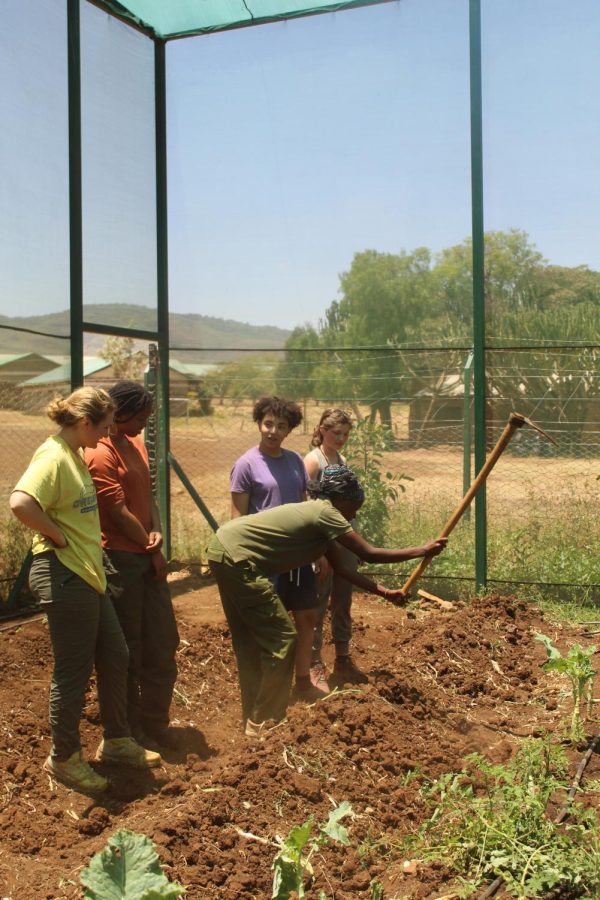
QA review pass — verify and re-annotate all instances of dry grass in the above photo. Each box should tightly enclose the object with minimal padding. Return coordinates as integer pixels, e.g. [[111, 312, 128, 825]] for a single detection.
[[1, 402, 598, 582]]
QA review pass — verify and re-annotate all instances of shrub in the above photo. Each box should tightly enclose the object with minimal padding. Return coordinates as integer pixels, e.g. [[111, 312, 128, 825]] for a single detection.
[[345, 419, 412, 546], [405, 740, 600, 897]]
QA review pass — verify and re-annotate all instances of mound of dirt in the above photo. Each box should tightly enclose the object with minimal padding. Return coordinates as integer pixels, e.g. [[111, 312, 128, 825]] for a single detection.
[[0, 587, 596, 898]]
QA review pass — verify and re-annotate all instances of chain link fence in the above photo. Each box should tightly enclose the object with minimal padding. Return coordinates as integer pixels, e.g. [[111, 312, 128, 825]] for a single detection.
[[1, 336, 599, 604], [168, 345, 600, 599]]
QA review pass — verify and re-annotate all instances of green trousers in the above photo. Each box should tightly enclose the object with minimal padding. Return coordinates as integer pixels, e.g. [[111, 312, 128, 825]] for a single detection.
[[105, 550, 179, 739], [29, 551, 130, 760], [207, 536, 297, 725]]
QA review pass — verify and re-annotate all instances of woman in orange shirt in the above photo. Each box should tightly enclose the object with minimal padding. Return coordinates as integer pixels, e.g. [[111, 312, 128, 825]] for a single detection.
[[86, 381, 179, 749]]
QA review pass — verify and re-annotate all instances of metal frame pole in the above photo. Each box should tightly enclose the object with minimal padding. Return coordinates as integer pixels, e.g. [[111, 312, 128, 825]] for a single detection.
[[155, 38, 171, 556], [6, 0, 84, 616], [68, 0, 84, 388], [469, 0, 487, 592], [168, 453, 219, 532], [462, 349, 474, 521]]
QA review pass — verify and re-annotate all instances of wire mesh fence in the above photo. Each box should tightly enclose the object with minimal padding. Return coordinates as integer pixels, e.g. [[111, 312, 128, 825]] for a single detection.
[[1, 337, 599, 603], [168, 345, 600, 597]]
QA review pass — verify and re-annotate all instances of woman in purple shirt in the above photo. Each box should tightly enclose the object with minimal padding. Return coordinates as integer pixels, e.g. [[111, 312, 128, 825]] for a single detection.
[[230, 396, 326, 702]]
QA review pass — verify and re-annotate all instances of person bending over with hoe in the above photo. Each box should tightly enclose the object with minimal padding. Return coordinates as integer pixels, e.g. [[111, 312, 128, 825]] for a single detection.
[[10, 387, 160, 797], [207, 464, 446, 737]]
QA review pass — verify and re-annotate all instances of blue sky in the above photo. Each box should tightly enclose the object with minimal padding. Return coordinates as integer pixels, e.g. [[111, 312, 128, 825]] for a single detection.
[[1, 0, 599, 332]]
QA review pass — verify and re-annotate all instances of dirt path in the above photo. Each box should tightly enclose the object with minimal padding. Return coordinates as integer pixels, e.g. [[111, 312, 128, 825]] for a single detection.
[[1, 578, 598, 898]]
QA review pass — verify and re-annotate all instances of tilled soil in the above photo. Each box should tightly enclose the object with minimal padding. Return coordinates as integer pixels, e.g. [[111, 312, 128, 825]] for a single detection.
[[1, 579, 599, 899]]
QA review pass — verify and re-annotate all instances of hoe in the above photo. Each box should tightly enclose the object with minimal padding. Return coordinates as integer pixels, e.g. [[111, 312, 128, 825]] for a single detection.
[[400, 411, 556, 600]]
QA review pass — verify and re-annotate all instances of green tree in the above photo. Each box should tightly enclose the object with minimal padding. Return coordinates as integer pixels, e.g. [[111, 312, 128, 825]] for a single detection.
[[202, 355, 277, 403], [344, 418, 411, 545], [433, 231, 600, 452], [318, 247, 442, 427], [434, 228, 545, 328], [275, 325, 320, 400], [280, 230, 600, 453], [100, 336, 146, 380]]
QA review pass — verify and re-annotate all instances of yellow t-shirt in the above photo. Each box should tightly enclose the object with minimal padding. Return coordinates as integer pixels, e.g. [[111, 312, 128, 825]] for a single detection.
[[13, 435, 106, 594]]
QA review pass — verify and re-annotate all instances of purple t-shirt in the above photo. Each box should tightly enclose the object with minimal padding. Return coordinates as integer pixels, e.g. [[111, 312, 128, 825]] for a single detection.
[[230, 446, 308, 514]]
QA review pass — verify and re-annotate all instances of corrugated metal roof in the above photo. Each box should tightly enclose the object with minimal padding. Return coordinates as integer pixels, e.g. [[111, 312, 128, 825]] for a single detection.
[[21, 358, 111, 386], [169, 359, 219, 376], [0, 353, 41, 366]]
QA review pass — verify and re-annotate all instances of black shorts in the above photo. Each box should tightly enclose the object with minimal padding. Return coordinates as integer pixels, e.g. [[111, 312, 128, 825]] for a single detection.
[[276, 564, 319, 612]]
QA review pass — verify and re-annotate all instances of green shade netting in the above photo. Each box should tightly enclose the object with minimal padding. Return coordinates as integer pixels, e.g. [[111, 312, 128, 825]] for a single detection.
[[93, 0, 391, 38]]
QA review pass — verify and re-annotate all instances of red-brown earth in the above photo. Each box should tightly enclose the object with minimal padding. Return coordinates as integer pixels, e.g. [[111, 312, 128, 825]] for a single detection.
[[1, 576, 599, 899]]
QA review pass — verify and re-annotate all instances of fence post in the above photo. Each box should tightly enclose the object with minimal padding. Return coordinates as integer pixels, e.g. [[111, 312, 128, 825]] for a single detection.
[[463, 350, 474, 521], [155, 38, 171, 558], [469, 0, 487, 593], [67, 0, 83, 389]]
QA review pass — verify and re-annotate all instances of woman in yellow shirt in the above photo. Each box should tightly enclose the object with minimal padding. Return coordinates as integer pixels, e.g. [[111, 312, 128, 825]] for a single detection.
[[10, 387, 160, 795]]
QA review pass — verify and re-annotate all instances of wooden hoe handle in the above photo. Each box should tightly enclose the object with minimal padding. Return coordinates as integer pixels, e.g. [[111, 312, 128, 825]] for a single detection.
[[400, 412, 528, 598]]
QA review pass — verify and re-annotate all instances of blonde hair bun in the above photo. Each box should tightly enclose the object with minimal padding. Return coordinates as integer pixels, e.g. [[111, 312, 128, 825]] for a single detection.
[[47, 386, 114, 427]]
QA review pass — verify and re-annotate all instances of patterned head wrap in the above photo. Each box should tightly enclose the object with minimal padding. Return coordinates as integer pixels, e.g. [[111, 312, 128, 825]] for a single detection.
[[308, 464, 365, 503]]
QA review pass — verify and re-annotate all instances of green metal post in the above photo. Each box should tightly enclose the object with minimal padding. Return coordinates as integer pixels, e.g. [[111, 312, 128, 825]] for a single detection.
[[168, 453, 219, 532], [144, 343, 160, 498], [462, 350, 474, 521], [469, 0, 487, 592], [155, 39, 171, 557], [67, 0, 84, 388]]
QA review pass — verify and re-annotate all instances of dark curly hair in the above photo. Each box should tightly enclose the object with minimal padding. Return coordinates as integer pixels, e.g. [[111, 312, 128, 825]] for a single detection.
[[307, 464, 365, 503], [252, 396, 303, 430]]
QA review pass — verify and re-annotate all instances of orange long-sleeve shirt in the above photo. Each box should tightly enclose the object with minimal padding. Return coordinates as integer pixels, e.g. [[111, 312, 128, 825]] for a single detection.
[[86, 435, 153, 552]]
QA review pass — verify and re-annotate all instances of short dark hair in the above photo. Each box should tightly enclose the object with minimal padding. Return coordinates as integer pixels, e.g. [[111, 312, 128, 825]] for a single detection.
[[252, 396, 303, 430]]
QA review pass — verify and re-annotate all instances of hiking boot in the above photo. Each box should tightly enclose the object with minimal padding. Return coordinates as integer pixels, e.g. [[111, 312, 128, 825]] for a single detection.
[[333, 655, 369, 685], [141, 724, 180, 750], [44, 751, 108, 795], [309, 661, 330, 693], [292, 682, 330, 703], [95, 737, 161, 769]]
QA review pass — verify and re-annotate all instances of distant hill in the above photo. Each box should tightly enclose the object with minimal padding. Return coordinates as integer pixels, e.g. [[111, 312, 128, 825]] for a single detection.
[[0, 305, 291, 361]]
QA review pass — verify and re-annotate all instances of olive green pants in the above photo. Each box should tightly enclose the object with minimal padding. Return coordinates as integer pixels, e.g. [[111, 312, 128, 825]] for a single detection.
[[207, 537, 297, 726], [312, 543, 358, 661], [105, 550, 179, 739], [29, 551, 130, 760]]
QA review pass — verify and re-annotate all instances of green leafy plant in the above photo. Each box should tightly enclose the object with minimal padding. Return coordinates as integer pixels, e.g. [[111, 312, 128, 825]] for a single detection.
[[369, 878, 384, 899], [80, 830, 185, 899], [536, 634, 597, 743], [357, 827, 381, 865], [404, 740, 600, 897], [345, 418, 412, 545], [272, 801, 353, 899]]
